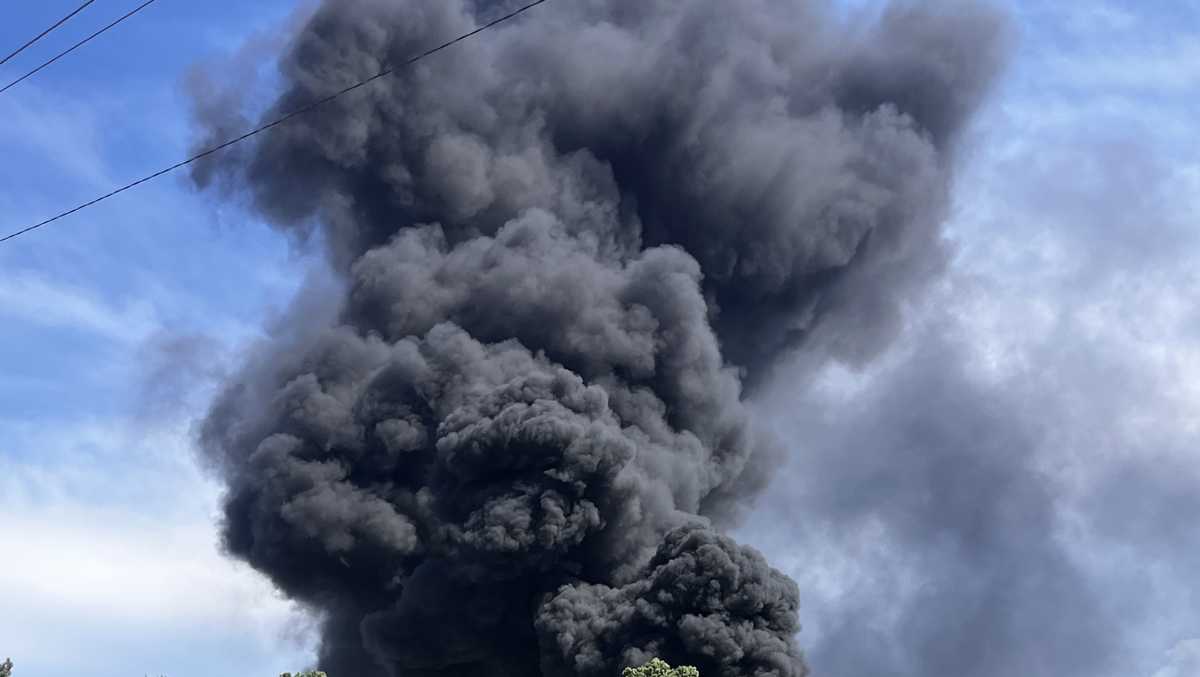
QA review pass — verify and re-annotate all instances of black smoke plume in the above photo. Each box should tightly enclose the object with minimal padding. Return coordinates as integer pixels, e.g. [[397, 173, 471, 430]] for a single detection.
[[192, 1, 1006, 675]]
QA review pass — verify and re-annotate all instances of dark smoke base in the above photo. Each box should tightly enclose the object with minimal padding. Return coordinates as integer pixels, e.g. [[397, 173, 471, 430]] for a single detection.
[[193, 0, 1006, 675]]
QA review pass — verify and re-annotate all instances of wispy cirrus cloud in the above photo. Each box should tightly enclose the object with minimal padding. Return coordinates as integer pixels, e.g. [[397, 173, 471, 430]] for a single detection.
[[0, 272, 158, 345]]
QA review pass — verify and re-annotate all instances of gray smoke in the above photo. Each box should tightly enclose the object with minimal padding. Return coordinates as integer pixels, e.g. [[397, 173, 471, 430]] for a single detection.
[[748, 333, 1122, 677], [192, 1, 1006, 675]]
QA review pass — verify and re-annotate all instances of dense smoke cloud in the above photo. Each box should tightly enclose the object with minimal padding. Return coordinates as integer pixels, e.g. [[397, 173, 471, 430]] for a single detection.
[[192, 0, 1005, 674]]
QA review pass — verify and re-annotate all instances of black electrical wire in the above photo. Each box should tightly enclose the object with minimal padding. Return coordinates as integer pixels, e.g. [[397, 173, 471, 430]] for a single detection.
[[0, 0, 98, 66], [0, 0, 550, 245], [1, 0, 162, 96]]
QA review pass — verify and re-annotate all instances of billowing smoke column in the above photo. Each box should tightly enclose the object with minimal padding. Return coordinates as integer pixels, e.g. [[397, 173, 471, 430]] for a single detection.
[[193, 1, 1005, 675]]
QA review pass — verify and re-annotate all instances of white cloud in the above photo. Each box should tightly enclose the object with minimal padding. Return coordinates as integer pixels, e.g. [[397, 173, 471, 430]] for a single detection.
[[0, 414, 317, 677], [1056, 4, 1138, 34], [1151, 640, 1200, 677], [0, 272, 158, 345], [0, 85, 115, 194], [0, 505, 309, 632], [1043, 37, 1200, 93], [0, 507, 317, 676]]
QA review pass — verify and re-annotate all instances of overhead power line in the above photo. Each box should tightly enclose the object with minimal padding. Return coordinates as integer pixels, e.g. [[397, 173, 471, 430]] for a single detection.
[[0, 0, 550, 245], [1, 0, 162, 96], [0, 0, 98, 67]]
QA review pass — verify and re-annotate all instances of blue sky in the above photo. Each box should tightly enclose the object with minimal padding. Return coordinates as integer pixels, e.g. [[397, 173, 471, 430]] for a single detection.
[[0, 2, 316, 675], [0, 1, 1197, 676]]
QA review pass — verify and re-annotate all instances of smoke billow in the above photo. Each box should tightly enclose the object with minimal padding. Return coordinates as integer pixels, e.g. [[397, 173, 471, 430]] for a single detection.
[[192, 1, 1006, 675]]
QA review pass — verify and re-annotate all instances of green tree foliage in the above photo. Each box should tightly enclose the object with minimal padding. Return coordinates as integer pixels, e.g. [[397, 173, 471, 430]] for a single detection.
[[280, 672, 326, 677], [0, 658, 11, 677], [622, 657, 699, 677]]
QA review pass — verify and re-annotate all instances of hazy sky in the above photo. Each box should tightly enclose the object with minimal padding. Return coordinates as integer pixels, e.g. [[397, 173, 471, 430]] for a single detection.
[[0, 1, 1197, 676]]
